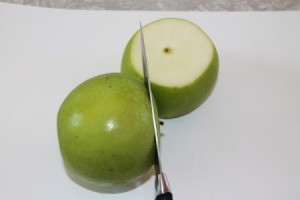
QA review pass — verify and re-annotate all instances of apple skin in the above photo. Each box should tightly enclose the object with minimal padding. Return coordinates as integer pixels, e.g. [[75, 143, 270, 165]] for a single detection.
[[57, 73, 157, 186], [121, 18, 219, 118]]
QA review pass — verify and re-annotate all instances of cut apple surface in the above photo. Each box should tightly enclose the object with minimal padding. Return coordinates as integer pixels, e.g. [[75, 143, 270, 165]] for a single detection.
[[121, 18, 219, 118]]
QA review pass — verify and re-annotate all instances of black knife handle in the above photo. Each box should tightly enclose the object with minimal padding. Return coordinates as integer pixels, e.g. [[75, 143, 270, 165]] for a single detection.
[[155, 192, 173, 200]]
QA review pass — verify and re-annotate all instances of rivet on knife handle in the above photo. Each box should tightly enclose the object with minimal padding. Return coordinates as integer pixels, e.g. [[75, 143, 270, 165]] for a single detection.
[[139, 22, 173, 200]]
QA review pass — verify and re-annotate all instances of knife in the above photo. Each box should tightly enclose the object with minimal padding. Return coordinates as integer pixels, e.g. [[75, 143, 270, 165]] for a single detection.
[[139, 22, 173, 200]]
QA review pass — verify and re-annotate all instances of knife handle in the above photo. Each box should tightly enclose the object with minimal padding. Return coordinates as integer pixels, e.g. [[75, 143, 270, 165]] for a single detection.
[[155, 192, 173, 200]]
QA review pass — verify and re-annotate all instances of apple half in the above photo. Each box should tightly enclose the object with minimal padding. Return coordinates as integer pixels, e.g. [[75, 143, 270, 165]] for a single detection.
[[57, 73, 157, 186], [121, 18, 219, 118]]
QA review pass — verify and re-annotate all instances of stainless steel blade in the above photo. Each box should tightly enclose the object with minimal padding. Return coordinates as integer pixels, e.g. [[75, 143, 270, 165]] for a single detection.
[[139, 22, 162, 174], [139, 22, 172, 200]]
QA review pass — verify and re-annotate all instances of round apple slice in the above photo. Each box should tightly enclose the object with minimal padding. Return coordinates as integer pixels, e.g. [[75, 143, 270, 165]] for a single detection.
[[121, 18, 219, 118]]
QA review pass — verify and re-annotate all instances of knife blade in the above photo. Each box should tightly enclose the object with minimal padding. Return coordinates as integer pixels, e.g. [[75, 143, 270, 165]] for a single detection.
[[139, 22, 173, 200]]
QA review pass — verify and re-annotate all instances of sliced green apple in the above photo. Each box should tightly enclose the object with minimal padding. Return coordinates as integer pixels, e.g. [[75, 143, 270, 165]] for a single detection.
[[121, 18, 219, 118], [57, 73, 157, 186]]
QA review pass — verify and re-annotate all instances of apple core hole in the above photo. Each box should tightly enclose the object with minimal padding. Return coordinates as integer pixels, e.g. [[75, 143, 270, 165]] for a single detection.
[[163, 47, 172, 54]]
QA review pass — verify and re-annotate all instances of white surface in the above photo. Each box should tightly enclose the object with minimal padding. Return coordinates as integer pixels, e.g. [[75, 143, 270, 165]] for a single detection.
[[1, 3, 300, 200]]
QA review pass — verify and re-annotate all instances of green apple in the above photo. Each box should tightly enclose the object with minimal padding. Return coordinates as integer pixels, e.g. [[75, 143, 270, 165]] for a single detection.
[[57, 73, 157, 186], [121, 18, 219, 118]]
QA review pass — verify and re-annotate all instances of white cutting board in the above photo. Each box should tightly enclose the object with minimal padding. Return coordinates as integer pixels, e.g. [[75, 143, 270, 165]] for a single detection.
[[0, 2, 300, 200]]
